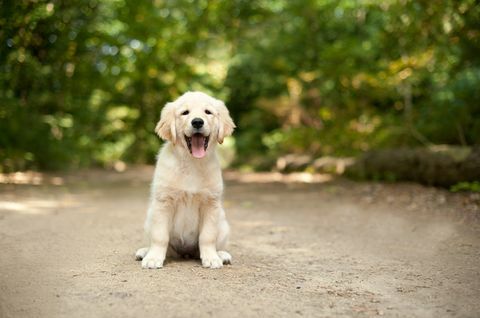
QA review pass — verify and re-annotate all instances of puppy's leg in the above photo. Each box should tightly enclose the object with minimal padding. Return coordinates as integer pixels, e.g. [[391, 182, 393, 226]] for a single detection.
[[199, 203, 223, 269], [216, 213, 232, 265], [141, 201, 173, 269]]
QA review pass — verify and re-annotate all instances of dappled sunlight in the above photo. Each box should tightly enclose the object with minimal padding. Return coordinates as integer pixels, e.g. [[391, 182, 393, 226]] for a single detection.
[[224, 171, 333, 184], [0, 198, 78, 215], [0, 171, 64, 186], [236, 220, 274, 228]]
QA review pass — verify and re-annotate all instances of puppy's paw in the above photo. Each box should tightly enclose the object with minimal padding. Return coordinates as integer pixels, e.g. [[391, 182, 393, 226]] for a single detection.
[[217, 251, 232, 265], [141, 250, 165, 269], [201, 254, 223, 269], [135, 247, 149, 261]]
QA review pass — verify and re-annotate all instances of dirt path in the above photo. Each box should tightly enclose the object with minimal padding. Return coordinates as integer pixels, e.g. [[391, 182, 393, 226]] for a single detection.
[[0, 167, 479, 318]]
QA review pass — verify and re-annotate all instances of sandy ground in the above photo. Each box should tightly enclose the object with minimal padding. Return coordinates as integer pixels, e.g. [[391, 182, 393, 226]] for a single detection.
[[0, 166, 479, 318]]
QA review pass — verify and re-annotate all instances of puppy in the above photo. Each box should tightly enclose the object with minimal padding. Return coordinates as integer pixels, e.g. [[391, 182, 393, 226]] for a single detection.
[[135, 91, 235, 269]]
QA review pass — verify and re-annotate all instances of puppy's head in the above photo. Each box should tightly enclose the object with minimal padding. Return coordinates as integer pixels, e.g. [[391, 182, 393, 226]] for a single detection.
[[155, 92, 235, 159]]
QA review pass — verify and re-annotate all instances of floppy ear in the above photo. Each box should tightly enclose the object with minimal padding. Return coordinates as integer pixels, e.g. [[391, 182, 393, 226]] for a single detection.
[[155, 102, 177, 144], [216, 100, 236, 144]]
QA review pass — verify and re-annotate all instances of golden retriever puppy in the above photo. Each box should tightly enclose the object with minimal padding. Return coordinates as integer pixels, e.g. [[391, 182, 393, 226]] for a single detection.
[[135, 91, 235, 269]]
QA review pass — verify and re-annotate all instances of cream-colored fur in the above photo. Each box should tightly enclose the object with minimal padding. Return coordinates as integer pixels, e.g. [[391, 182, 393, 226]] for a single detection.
[[135, 91, 235, 269]]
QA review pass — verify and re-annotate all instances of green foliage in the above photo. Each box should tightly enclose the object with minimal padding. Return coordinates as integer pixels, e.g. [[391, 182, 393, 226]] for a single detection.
[[451, 182, 480, 193], [0, 0, 231, 171], [1, 0, 479, 172], [225, 0, 480, 163]]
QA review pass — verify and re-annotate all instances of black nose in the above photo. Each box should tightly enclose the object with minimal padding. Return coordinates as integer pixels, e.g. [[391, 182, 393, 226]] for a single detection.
[[191, 118, 204, 129]]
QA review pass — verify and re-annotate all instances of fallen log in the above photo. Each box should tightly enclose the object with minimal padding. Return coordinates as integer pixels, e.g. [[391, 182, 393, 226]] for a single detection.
[[345, 146, 480, 187]]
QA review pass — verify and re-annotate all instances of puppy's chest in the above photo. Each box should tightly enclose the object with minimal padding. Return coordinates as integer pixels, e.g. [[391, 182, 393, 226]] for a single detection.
[[176, 174, 220, 193], [170, 197, 201, 247], [166, 164, 222, 193]]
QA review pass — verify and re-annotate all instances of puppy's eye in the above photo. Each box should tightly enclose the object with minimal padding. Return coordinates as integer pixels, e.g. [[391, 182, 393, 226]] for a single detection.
[[205, 109, 212, 115], [181, 110, 189, 116]]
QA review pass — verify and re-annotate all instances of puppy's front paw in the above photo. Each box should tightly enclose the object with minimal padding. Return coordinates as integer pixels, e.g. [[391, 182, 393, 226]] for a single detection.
[[201, 254, 223, 269], [135, 247, 149, 261], [217, 251, 232, 265], [141, 250, 165, 269]]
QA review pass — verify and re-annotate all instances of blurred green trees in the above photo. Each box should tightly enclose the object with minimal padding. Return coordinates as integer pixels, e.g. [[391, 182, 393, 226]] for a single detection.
[[226, 1, 480, 165], [1, 0, 479, 172]]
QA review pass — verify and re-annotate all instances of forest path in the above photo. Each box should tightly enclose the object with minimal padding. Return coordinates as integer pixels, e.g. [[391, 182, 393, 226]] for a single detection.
[[1, 167, 479, 317]]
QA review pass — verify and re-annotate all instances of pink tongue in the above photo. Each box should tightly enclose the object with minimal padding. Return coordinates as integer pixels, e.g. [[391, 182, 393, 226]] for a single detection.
[[191, 134, 206, 158]]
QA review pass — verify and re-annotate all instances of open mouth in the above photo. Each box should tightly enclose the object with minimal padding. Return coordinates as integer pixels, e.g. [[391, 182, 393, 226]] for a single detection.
[[185, 133, 210, 159]]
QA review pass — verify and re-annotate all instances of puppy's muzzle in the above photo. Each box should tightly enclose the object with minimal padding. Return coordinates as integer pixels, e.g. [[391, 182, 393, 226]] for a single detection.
[[191, 118, 204, 129]]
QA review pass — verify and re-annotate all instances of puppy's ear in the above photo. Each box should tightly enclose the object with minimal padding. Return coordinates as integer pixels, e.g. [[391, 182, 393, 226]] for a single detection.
[[155, 102, 177, 144], [215, 100, 236, 144]]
